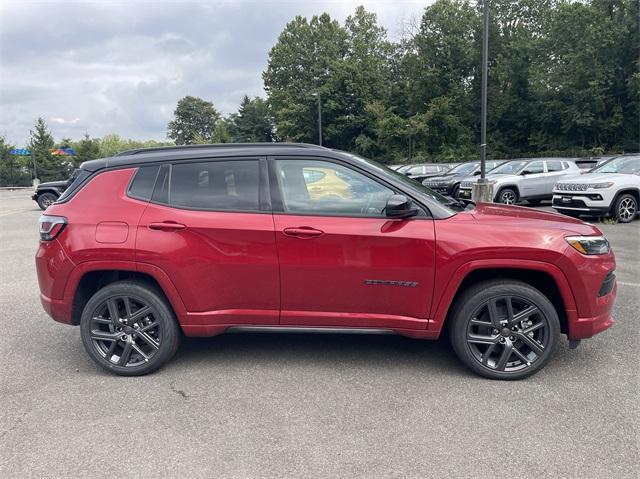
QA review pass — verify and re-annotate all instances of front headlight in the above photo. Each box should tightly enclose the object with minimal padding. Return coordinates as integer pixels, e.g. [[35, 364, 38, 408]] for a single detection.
[[565, 235, 610, 255], [590, 182, 614, 189]]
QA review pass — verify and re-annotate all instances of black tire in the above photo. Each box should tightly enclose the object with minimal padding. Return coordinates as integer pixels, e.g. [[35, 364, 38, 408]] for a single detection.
[[37, 192, 58, 210], [448, 280, 560, 380], [80, 281, 180, 376], [451, 184, 460, 199], [612, 193, 637, 223], [496, 187, 518, 205]]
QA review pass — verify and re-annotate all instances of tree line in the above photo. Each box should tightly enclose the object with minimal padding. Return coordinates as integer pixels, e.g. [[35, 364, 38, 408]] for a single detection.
[[2, 0, 638, 185]]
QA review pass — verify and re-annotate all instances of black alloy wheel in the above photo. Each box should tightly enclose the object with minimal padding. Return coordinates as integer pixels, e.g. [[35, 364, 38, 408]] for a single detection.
[[37, 192, 58, 210], [80, 281, 180, 376], [449, 280, 559, 379]]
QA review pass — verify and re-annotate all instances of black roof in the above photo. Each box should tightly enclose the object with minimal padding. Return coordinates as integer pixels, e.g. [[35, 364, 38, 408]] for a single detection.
[[81, 142, 330, 172]]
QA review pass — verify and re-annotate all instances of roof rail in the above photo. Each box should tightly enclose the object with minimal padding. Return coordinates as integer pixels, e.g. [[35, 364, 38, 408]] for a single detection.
[[115, 142, 327, 157]]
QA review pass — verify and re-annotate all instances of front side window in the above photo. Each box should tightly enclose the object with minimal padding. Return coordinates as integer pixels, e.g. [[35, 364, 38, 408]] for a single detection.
[[491, 160, 528, 175], [522, 161, 544, 175], [169, 160, 260, 211], [275, 159, 395, 217]]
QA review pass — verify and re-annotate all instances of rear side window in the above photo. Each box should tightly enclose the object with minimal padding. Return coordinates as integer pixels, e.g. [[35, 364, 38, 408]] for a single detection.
[[169, 160, 260, 211], [128, 165, 160, 200], [546, 160, 564, 172]]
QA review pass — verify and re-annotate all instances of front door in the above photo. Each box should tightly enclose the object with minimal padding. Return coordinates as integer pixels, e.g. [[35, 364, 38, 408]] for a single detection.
[[270, 158, 435, 330]]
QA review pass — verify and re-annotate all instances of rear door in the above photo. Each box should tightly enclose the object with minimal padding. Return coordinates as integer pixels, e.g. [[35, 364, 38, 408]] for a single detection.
[[543, 160, 571, 195], [270, 156, 436, 330], [135, 157, 280, 327]]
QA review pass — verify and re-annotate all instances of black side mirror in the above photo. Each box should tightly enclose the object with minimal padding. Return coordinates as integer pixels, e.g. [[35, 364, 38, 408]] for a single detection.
[[473, 171, 480, 175], [385, 194, 419, 219]]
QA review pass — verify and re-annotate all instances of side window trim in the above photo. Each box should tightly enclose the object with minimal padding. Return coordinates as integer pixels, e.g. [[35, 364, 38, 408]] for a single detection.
[[267, 156, 428, 219]]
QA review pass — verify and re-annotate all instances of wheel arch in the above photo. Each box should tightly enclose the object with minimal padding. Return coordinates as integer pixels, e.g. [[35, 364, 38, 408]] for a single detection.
[[610, 188, 640, 212], [431, 261, 577, 337], [66, 262, 187, 326]]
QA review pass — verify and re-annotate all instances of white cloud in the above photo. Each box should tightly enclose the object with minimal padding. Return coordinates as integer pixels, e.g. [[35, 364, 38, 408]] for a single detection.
[[0, 0, 431, 145]]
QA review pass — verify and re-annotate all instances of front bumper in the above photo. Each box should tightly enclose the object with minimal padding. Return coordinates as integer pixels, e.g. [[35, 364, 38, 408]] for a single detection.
[[31, 193, 38, 201], [552, 194, 611, 214]]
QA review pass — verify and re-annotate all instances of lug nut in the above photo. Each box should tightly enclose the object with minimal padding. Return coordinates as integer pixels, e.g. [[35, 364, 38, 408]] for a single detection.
[[509, 336, 515, 341]]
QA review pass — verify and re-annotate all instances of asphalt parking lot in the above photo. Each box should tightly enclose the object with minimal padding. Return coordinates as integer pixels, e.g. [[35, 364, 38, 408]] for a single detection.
[[1, 190, 638, 478]]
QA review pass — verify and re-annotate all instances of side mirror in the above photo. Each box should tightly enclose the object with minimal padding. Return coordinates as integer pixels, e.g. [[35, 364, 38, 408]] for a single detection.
[[385, 194, 419, 219], [473, 171, 480, 175]]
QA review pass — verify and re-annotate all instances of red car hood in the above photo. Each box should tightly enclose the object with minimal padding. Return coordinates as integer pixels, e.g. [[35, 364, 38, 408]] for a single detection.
[[468, 203, 602, 236]]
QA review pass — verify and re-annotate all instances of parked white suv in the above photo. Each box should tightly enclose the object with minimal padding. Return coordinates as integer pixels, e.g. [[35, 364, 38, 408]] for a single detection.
[[553, 154, 640, 223], [458, 158, 581, 205]]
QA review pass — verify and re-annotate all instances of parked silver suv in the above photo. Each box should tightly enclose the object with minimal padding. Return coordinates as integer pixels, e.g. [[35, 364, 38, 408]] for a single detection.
[[458, 158, 581, 204]]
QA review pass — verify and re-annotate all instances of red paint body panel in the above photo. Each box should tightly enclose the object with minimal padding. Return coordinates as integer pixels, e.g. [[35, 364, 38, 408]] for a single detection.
[[273, 214, 435, 329], [35, 169, 615, 343]]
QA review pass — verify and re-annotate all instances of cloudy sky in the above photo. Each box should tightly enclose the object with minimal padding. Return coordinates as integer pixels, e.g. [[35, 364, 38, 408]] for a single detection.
[[0, 0, 430, 145]]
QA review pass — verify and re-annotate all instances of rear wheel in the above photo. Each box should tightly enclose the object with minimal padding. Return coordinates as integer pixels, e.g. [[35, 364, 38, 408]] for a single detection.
[[37, 192, 57, 210], [497, 188, 518, 205], [613, 193, 637, 223], [80, 281, 180, 376], [449, 280, 560, 380]]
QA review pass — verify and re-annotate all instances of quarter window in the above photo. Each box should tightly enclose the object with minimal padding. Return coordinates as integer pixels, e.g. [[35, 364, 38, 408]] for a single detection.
[[169, 160, 260, 211], [275, 160, 395, 217]]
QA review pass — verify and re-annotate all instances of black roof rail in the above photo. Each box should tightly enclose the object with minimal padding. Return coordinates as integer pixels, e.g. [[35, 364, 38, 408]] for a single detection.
[[115, 142, 327, 157]]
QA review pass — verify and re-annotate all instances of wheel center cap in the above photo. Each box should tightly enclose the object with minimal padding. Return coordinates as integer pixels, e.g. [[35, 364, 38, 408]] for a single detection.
[[501, 328, 511, 337]]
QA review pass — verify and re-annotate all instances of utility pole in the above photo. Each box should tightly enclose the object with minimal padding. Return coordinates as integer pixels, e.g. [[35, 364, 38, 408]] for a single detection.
[[472, 0, 493, 203]]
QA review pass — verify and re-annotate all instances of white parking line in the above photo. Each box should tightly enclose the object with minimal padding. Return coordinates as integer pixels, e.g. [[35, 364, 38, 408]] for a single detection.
[[618, 281, 640, 288]]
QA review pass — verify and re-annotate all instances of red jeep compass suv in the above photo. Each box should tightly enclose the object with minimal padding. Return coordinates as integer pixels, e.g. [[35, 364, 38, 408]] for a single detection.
[[35, 144, 616, 379]]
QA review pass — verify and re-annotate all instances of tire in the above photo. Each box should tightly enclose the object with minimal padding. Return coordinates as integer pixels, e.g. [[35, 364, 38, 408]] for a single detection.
[[80, 281, 180, 376], [448, 280, 560, 380], [37, 192, 58, 210], [451, 184, 460, 199], [496, 187, 518, 205], [613, 193, 637, 223]]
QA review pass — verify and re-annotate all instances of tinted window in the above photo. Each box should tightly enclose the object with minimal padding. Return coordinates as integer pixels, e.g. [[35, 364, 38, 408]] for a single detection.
[[128, 165, 160, 200], [169, 160, 260, 211], [546, 160, 564, 172], [57, 168, 91, 202], [275, 159, 395, 217]]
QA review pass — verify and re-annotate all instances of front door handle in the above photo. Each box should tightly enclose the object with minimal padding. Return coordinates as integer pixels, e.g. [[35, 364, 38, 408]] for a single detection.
[[149, 221, 187, 231], [283, 226, 324, 238]]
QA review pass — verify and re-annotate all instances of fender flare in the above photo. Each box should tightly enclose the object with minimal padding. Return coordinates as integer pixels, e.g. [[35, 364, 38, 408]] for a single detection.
[[494, 184, 520, 201], [429, 259, 578, 333], [61, 260, 188, 320]]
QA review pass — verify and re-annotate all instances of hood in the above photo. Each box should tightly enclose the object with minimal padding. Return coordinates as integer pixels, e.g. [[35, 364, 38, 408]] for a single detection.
[[469, 203, 601, 236], [558, 172, 636, 183], [37, 180, 68, 188]]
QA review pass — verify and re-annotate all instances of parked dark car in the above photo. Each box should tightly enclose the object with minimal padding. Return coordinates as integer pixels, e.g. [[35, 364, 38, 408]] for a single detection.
[[401, 163, 451, 182], [32, 170, 79, 210], [422, 160, 506, 198], [36, 143, 616, 379]]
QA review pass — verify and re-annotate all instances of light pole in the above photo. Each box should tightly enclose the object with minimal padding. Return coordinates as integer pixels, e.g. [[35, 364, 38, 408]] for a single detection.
[[405, 123, 412, 162], [472, 0, 493, 202], [312, 92, 322, 146]]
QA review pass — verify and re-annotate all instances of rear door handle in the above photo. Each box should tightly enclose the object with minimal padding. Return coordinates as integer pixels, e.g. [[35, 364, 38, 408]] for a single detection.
[[283, 226, 324, 238], [149, 221, 187, 231]]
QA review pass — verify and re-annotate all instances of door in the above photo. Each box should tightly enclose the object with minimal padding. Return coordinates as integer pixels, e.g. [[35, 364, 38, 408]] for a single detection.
[[270, 158, 436, 330], [136, 158, 280, 326], [518, 160, 546, 198]]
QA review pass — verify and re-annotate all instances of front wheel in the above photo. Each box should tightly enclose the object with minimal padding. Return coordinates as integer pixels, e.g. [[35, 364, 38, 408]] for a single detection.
[[497, 188, 518, 205], [37, 192, 58, 210], [613, 193, 637, 223], [448, 280, 560, 380], [80, 281, 180, 376]]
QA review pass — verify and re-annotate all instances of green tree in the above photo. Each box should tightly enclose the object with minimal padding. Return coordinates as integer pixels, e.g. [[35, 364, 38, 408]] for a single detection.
[[167, 96, 221, 145], [230, 95, 274, 142], [0, 136, 31, 186], [73, 133, 101, 167], [29, 117, 69, 181]]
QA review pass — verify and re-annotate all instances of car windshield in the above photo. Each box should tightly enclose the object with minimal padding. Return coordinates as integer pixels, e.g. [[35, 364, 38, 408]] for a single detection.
[[489, 160, 528, 175], [592, 156, 640, 175], [340, 153, 461, 211], [448, 162, 478, 175]]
